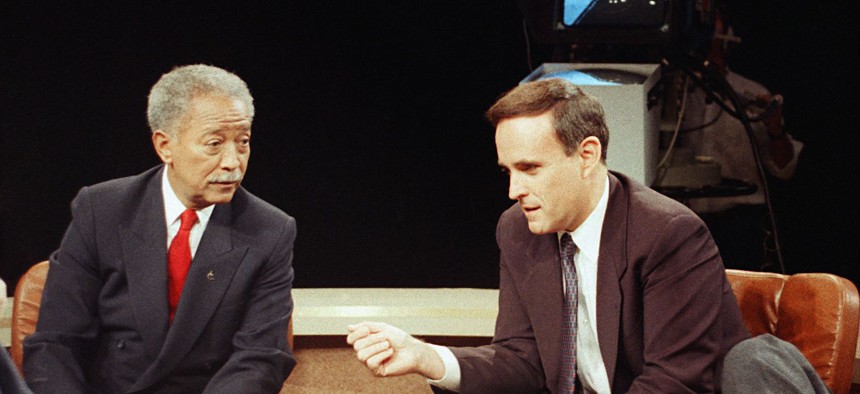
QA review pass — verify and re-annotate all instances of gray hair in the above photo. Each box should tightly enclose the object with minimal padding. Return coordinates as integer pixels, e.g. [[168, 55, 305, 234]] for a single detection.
[[147, 64, 255, 135]]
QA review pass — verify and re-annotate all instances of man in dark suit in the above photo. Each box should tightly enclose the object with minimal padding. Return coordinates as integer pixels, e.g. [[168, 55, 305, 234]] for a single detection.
[[23, 64, 296, 393], [347, 78, 752, 392]]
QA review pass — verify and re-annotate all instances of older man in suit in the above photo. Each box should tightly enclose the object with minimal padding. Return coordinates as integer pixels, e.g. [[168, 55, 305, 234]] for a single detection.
[[23, 64, 296, 393], [348, 78, 752, 392]]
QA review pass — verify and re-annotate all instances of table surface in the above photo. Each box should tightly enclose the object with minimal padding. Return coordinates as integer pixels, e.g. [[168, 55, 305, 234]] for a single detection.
[[291, 288, 498, 337], [1, 297, 11, 348]]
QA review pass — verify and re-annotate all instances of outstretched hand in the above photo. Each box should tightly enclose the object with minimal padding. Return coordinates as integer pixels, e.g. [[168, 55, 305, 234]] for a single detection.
[[346, 321, 445, 380]]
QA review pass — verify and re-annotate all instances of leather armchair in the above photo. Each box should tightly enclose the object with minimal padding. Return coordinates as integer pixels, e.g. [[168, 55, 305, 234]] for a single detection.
[[726, 269, 860, 394], [10, 261, 48, 375]]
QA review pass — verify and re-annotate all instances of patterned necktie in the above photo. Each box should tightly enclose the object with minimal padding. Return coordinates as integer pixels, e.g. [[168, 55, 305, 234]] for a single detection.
[[559, 233, 578, 393], [168, 208, 197, 324]]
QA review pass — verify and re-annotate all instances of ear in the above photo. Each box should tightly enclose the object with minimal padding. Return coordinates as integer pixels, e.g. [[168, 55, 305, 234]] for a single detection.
[[577, 136, 603, 175], [152, 130, 174, 164]]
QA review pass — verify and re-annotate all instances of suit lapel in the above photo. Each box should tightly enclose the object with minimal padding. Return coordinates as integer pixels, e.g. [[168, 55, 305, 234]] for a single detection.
[[521, 231, 564, 391], [121, 171, 170, 361], [134, 201, 248, 389], [596, 173, 628, 388]]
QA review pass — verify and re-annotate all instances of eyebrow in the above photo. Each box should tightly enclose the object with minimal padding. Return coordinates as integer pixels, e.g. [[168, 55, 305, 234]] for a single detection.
[[201, 125, 251, 136], [505, 160, 540, 168]]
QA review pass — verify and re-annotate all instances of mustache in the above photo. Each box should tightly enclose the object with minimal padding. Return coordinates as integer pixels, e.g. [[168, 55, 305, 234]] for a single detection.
[[208, 170, 243, 183]]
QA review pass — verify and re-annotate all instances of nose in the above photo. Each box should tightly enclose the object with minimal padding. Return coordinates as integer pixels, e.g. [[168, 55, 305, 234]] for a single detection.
[[508, 173, 527, 201], [220, 143, 241, 170]]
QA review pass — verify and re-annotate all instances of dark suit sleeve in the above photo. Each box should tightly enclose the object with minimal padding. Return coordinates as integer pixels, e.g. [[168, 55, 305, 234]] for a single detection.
[[2, 338, 34, 394], [23, 187, 100, 393], [626, 213, 730, 393], [450, 261, 546, 394], [203, 216, 296, 393]]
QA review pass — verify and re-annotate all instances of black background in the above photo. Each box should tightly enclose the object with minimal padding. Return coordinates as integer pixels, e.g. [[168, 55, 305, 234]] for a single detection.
[[2, 1, 858, 294]]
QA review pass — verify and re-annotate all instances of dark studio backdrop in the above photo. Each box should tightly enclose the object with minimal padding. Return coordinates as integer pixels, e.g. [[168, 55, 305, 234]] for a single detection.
[[2, 1, 858, 294]]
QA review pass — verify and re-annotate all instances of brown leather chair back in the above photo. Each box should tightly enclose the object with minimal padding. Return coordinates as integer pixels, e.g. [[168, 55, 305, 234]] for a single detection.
[[10, 260, 50, 375], [726, 269, 860, 394]]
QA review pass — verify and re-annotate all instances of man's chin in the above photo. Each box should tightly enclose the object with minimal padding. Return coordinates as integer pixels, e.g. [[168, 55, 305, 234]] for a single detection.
[[197, 188, 238, 207], [526, 221, 554, 235]]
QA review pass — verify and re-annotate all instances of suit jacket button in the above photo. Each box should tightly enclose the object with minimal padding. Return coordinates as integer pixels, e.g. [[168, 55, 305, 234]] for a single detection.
[[117, 340, 125, 349]]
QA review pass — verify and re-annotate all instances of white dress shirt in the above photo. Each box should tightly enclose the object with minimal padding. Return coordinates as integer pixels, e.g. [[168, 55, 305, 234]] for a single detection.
[[162, 168, 214, 257], [431, 176, 611, 393]]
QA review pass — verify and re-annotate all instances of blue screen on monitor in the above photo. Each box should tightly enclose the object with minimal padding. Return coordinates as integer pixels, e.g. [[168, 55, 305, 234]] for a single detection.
[[561, 0, 669, 28]]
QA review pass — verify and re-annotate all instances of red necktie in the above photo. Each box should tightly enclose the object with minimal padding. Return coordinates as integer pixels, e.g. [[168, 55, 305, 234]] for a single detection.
[[168, 209, 197, 324]]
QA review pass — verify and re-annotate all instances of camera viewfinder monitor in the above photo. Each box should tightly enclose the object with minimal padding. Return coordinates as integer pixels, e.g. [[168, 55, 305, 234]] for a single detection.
[[519, 0, 681, 46]]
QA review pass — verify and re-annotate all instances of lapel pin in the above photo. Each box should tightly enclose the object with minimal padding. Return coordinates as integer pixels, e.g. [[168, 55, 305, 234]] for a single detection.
[[207, 271, 215, 281]]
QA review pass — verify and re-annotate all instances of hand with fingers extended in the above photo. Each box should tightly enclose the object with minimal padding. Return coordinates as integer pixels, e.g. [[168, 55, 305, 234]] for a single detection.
[[346, 321, 446, 380]]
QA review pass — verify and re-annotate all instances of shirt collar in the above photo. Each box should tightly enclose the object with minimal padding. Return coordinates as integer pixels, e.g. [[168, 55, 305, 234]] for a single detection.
[[161, 167, 214, 227], [564, 175, 609, 263]]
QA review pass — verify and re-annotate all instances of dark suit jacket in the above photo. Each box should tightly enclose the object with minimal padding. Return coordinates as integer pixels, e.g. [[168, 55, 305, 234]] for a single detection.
[[450, 171, 750, 393], [23, 166, 296, 393]]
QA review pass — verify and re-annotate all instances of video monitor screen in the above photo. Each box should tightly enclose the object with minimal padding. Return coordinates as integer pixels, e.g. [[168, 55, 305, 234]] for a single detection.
[[561, 0, 671, 29], [519, 0, 680, 46]]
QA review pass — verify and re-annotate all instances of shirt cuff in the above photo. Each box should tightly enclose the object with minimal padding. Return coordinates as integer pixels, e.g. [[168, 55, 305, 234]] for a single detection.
[[427, 344, 461, 392]]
